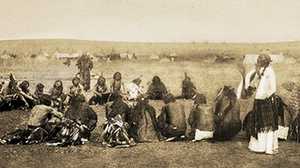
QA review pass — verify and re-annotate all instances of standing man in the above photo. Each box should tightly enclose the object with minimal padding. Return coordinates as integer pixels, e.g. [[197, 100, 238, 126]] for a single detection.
[[238, 54, 279, 155], [76, 53, 93, 91]]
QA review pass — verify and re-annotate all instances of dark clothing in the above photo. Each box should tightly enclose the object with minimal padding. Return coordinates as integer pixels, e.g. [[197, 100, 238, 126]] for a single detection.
[[65, 95, 97, 132], [89, 93, 110, 105], [246, 94, 279, 138], [76, 55, 93, 91], [130, 101, 161, 141], [34, 90, 52, 106], [157, 102, 187, 138], [102, 98, 133, 146], [0, 118, 92, 146], [188, 107, 201, 131], [5, 105, 88, 146], [182, 79, 196, 99], [95, 84, 108, 93], [50, 87, 66, 111], [288, 113, 300, 143], [89, 84, 110, 105], [0, 94, 36, 111], [106, 98, 131, 122], [188, 105, 214, 132], [214, 120, 241, 141], [50, 87, 64, 100], [147, 82, 167, 100]]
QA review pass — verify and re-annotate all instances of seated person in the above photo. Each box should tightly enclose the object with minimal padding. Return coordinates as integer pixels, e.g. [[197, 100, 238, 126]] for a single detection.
[[15, 80, 36, 109], [101, 95, 135, 147], [0, 74, 18, 111], [0, 105, 95, 146], [157, 93, 187, 141], [69, 77, 85, 99], [64, 77, 86, 108], [147, 76, 167, 100], [126, 77, 144, 108], [34, 83, 51, 106], [127, 77, 143, 101], [89, 75, 110, 105], [50, 80, 66, 111], [65, 88, 97, 141], [130, 96, 164, 142], [0, 74, 36, 110], [182, 73, 197, 99], [188, 93, 213, 142], [109, 72, 126, 101]]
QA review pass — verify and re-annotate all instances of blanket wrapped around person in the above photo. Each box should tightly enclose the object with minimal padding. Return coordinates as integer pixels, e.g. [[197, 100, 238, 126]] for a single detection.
[[0, 105, 96, 146], [100, 114, 134, 147], [100, 95, 135, 147]]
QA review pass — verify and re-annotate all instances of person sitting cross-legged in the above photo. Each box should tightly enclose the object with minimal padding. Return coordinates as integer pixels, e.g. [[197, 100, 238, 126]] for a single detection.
[[89, 75, 110, 105]]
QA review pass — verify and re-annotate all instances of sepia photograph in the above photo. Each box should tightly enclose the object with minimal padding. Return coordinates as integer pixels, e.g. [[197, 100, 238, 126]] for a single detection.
[[0, 0, 299, 168]]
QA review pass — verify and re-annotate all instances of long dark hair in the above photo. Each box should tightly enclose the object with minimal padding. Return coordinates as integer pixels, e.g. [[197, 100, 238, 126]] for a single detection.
[[53, 80, 63, 93], [19, 80, 30, 93]]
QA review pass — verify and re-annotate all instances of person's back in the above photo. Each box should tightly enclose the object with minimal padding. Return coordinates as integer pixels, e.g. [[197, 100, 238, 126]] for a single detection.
[[189, 105, 213, 131], [158, 94, 187, 139], [106, 97, 130, 122], [166, 102, 187, 131], [65, 93, 97, 133]]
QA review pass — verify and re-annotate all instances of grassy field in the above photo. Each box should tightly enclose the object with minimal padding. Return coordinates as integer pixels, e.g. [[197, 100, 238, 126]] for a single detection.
[[0, 39, 300, 168], [1, 39, 300, 60]]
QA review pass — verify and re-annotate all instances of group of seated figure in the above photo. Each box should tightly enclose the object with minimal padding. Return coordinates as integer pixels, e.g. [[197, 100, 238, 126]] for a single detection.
[[0, 71, 299, 148]]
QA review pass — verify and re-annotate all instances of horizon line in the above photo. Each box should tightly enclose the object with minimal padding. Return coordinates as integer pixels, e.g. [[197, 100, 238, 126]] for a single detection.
[[1, 38, 300, 44]]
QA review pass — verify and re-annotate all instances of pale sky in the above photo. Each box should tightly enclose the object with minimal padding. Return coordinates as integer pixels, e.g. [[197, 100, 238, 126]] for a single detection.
[[1, 0, 300, 42]]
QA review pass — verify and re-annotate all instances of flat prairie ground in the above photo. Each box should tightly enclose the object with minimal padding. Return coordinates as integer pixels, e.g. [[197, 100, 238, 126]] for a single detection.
[[0, 59, 300, 168]]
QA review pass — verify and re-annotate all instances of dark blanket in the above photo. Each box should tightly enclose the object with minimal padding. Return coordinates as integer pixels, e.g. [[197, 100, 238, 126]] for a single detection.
[[243, 95, 282, 139], [288, 113, 300, 143], [65, 102, 97, 132], [130, 101, 162, 142], [157, 102, 187, 138]]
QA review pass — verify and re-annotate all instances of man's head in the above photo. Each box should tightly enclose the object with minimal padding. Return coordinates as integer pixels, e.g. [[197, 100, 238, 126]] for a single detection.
[[113, 72, 122, 81], [9, 73, 15, 81], [256, 53, 272, 68], [19, 80, 30, 92], [36, 83, 45, 92], [54, 80, 63, 88], [152, 76, 161, 84], [184, 72, 191, 81], [97, 76, 106, 85], [72, 77, 81, 86]]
